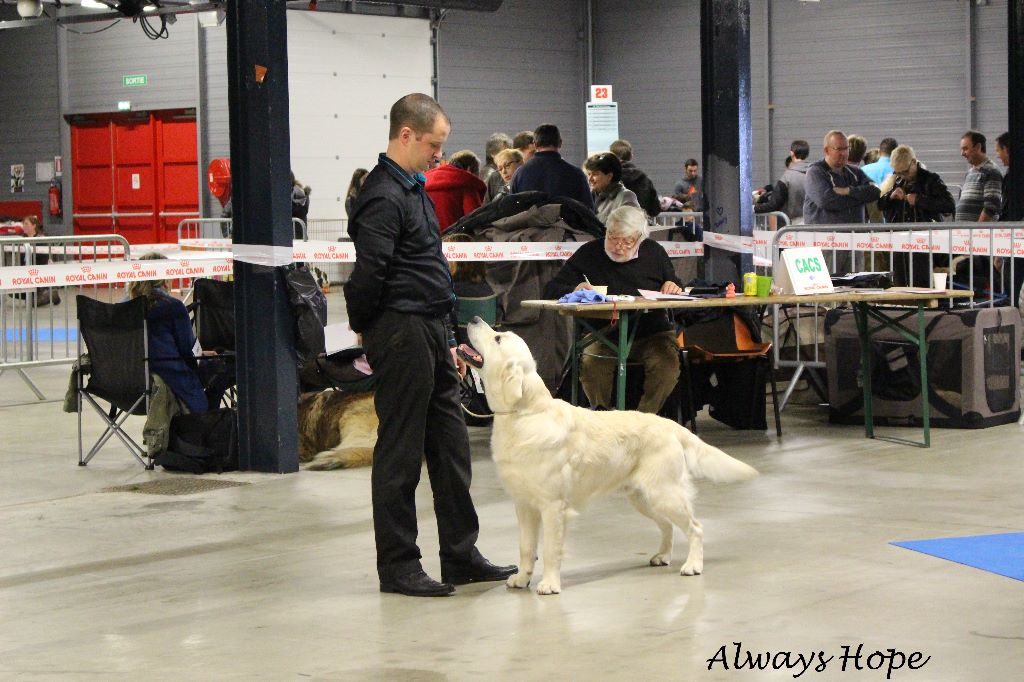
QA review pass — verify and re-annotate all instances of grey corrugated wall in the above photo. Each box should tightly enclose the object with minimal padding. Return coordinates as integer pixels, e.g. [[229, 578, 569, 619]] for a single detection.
[[0, 23, 61, 227], [436, 0, 589, 168], [975, 0, 1010, 151], [200, 22, 230, 217], [592, 0, 1011, 199], [592, 1, 702, 198], [63, 14, 200, 115]]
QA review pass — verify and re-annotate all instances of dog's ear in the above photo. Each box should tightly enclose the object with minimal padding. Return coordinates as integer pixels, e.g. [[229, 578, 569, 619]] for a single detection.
[[500, 359, 524, 406]]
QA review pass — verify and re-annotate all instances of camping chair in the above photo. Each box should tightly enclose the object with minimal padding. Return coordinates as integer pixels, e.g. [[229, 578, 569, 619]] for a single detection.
[[677, 311, 782, 437], [190, 278, 237, 407], [76, 295, 154, 469], [455, 294, 498, 424], [454, 294, 498, 346], [192, 278, 235, 352]]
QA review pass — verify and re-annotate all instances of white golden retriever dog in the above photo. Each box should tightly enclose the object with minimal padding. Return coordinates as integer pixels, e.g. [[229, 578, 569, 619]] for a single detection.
[[466, 318, 758, 595]]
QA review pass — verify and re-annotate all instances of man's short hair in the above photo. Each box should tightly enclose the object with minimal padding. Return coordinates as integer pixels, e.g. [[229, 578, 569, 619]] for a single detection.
[[823, 130, 846, 148], [584, 152, 623, 183], [684, 158, 699, 168], [512, 130, 535, 151], [996, 131, 1010, 150], [790, 139, 810, 160], [609, 139, 632, 162], [533, 124, 561, 148], [878, 137, 899, 155], [606, 206, 649, 240], [485, 133, 512, 164], [448, 149, 480, 176], [389, 93, 449, 140], [889, 145, 915, 173], [962, 130, 987, 152]]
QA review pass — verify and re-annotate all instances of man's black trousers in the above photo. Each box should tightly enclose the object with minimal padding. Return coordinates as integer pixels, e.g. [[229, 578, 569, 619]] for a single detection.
[[363, 311, 481, 581]]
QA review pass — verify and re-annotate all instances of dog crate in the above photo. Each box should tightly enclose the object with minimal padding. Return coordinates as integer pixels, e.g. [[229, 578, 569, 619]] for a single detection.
[[825, 306, 1021, 428]]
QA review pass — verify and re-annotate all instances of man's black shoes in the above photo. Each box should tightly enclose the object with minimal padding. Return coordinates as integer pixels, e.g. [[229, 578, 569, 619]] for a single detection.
[[442, 557, 518, 586], [379, 570, 454, 597]]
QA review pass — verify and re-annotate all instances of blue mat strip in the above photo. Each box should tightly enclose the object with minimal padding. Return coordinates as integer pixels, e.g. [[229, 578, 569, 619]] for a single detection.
[[891, 532, 1024, 582], [4, 329, 78, 343]]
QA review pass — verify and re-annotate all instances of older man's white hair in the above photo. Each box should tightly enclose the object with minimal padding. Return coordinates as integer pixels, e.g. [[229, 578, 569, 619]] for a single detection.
[[605, 205, 648, 240]]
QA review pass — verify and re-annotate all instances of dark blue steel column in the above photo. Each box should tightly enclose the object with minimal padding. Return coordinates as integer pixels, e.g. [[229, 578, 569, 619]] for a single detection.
[[226, 0, 298, 473], [700, 0, 754, 283], [1009, 0, 1023, 221]]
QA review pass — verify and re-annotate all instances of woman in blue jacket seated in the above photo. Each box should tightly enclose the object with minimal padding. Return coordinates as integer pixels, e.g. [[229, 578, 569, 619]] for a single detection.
[[128, 254, 225, 412]]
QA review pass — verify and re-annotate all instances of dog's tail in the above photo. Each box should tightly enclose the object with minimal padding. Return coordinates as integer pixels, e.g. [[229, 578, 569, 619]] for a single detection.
[[678, 427, 759, 483]]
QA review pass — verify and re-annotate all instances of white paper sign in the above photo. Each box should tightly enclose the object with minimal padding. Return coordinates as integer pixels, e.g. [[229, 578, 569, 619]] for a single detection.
[[131, 173, 141, 190], [776, 247, 834, 295]]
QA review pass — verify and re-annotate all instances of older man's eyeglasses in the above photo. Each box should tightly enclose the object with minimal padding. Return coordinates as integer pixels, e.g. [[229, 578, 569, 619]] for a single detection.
[[606, 235, 638, 247], [498, 162, 518, 172]]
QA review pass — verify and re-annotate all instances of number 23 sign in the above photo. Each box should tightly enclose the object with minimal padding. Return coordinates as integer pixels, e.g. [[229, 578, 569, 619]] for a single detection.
[[590, 85, 613, 102]]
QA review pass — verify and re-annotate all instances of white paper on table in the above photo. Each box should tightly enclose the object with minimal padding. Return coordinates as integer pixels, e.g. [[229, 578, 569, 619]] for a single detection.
[[638, 288, 699, 301]]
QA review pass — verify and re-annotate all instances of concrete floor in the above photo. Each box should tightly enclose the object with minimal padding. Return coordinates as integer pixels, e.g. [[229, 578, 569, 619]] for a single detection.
[[2, 291, 1023, 681]]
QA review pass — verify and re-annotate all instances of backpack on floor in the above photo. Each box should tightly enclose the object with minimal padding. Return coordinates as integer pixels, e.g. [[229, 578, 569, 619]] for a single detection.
[[156, 407, 239, 474]]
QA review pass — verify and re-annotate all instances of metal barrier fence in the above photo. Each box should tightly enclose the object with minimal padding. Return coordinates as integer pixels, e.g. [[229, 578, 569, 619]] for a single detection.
[[305, 218, 350, 285], [1, 234, 132, 406], [176, 217, 309, 242], [765, 221, 1024, 410]]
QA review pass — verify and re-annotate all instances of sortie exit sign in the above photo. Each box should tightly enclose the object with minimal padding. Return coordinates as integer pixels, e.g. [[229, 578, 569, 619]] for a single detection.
[[123, 74, 148, 87]]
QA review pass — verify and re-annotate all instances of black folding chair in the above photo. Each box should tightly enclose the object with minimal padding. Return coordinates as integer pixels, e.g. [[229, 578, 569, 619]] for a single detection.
[[190, 278, 237, 407], [192, 278, 235, 352], [76, 295, 154, 469]]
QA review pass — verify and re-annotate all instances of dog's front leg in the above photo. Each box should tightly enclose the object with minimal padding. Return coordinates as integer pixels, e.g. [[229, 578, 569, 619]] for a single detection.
[[536, 503, 567, 595], [507, 502, 540, 590]]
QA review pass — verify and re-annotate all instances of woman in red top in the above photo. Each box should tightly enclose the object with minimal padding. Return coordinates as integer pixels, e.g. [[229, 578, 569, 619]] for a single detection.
[[424, 149, 486, 233]]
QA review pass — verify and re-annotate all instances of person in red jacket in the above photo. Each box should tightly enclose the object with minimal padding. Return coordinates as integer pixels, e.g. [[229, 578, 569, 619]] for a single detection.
[[424, 149, 486, 232]]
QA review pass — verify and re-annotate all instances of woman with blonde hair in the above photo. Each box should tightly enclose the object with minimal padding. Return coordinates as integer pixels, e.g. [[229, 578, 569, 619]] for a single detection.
[[128, 253, 211, 413]]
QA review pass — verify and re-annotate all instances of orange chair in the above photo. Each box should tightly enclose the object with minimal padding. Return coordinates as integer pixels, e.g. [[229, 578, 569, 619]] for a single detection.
[[677, 312, 782, 437]]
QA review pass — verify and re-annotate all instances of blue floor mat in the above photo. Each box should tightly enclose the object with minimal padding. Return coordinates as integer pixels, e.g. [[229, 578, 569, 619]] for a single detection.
[[4, 328, 78, 343], [891, 533, 1024, 582]]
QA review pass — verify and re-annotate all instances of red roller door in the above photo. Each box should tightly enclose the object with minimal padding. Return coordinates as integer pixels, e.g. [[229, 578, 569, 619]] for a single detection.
[[70, 110, 199, 244]]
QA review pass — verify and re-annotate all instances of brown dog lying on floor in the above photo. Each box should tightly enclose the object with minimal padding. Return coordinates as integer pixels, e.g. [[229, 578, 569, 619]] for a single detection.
[[297, 390, 378, 470]]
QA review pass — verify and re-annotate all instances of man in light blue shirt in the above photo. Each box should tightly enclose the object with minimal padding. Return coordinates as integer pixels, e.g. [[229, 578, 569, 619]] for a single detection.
[[861, 137, 898, 185]]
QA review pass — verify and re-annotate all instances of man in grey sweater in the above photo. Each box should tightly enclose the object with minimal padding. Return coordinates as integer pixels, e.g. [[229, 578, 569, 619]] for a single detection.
[[802, 130, 880, 273]]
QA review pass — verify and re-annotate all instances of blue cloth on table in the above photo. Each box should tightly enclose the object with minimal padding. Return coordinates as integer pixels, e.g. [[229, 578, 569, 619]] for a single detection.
[[558, 289, 607, 304]]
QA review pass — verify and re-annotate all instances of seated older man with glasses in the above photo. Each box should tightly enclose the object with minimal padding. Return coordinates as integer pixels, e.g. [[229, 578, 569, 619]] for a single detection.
[[542, 206, 683, 413]]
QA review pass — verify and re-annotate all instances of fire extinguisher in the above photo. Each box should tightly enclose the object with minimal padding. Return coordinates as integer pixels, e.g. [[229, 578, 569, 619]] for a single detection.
[[48, 179, 62, 217]]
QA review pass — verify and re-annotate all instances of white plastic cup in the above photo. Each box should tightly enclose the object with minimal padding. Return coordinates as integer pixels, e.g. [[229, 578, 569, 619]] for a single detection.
[[933, 272, 948, 290], [591, 285, 608, 296]]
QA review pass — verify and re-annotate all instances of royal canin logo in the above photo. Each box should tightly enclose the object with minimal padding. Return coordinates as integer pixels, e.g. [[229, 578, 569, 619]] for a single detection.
[[28, 268, 38, 276], [485, 245, 493, 251], [179, 260, 190, 268], [870, 236, 880, 242], [328, 245, 336, 252], [915, 237, 926, 244], [81, 266, 92, 273], [132, 263, 141, 270], [517, 245, 528, 252]]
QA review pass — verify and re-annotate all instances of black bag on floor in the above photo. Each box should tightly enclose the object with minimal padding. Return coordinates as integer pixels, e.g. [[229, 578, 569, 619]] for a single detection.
[[157, 407, 239, 474]]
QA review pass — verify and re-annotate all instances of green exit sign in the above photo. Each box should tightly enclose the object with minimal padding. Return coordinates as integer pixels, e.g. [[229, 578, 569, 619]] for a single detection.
[[123, 74, 148, 87]]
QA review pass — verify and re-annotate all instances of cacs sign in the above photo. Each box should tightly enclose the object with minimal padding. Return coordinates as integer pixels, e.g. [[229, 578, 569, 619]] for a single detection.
[[776, 247, 834, 295]]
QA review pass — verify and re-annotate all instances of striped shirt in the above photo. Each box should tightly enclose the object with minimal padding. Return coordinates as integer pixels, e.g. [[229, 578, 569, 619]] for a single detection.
[[955, 158, 1003, 221]]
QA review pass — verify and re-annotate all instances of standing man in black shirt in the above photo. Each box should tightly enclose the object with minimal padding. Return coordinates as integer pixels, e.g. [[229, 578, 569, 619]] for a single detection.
[[344, 93, 515, 597]]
